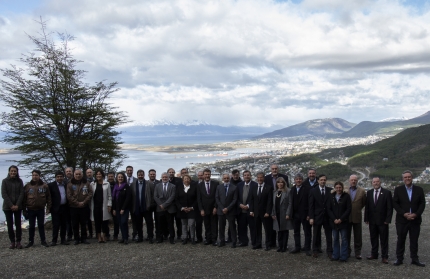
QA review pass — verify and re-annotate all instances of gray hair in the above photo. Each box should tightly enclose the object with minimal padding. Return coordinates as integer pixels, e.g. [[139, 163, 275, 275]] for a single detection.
[[402, 170, 413, 176], [222, 173, 230, 178], [161, 172, 168, 177], [256, 171, 265, 177], [294, 173, 304, 179]]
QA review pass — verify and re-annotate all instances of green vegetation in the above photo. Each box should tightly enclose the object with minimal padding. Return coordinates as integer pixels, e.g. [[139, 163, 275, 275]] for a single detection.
[[316, 163, 355, 181], [278, 153, 329, 167]]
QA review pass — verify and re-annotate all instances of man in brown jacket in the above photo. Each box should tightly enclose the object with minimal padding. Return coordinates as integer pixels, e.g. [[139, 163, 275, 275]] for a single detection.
[[67, 169, 93, 245], [23, 170, 52, 248], [347, 174, 366, 259]]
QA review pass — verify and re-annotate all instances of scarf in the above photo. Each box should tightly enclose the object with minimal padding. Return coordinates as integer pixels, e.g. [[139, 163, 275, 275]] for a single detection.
[[113, 182, 127, 200]]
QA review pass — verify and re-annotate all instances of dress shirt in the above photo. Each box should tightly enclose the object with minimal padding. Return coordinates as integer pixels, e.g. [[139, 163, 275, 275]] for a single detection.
[[309, 179, 316, 187], [406, 185, 413, 213], [138, 180, 144, 204], [184, 185, 190, 193], [296, 185, 302, 194], [349, 186, 357, 201], [58, 183, 66, 205]]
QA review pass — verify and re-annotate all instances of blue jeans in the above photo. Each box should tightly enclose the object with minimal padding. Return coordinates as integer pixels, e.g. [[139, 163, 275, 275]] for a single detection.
[[332, 227, 348, 260], [117, 209, 130, 240], [28, 209, 46, 242]]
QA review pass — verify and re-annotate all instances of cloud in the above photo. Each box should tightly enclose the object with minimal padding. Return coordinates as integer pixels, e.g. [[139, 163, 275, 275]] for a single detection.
[[0, 0, 429, 126]]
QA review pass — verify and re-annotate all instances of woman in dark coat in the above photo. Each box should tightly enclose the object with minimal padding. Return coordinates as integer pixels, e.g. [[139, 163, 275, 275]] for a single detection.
[[271, 177, 293, 252], [175, 174, 198, 245], [327, 181, 351, 262], [1, 165, 24, 249], [112, 172, 132, 244]]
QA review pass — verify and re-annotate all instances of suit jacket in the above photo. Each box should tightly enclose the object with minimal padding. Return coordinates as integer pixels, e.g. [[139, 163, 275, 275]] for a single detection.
[[236, 181, 257, 213], [364, 187, 393, 225], [48, 181, 68, 213], [289, 184, 311, 219], [272, 189, 293, 231], [126, 176, 137, 186], [215, 183, 238, 216], [327, 192, 351, 230], [308, 186, 333, 225], [264, 173, 290, 190], [175, 183, 198, 219], [393, 184, 426, 225], [90, 181, 112, 221], [112, 184, 132, 211], [154, 182, 176, 213], [249, 183, 273, 218], [170, 177, 183, 188], [347, 186, 366, 223], [130, 179, 155, 212], [302, 178, 319, 189], [197, 180, 219, 215]]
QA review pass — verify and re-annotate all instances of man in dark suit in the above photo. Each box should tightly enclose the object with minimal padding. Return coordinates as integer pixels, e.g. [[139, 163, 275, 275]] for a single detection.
[[302, 168, 319, 189], [393, 170, 426, 267], [309, 174, 333, 258], [194, 170, 204, 242], [48, 171, 70, 246], [168, 168, 183, 240], [197, 168, 219, 245], [250, 172, 273, 250], [264, 164, 289, 248], [364, 177, 393, 264], [154, 172, 177, 244], [148, 169, 159, 240], [216, 173, 238, 248], [289, 173, 312, 256], [125, 166, 138, 240], [237, 170, 256, 247], [64, 167, 74, 241]]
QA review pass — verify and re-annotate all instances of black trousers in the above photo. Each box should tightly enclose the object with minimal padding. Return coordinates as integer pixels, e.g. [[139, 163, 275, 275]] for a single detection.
[[219, 214, 237, 243], [28, 209, 46, 242], [70, 206, 89, 241], [195, 213, 203, 241], [238, 212, 255, 245], [396, 221, 421, 261], [271, 227, 277, 247], [312, 219, 333, 253], [203, 213, 218, 242], [51, 205, 68, 242], [86, 207, 93, 236], [278, 230, 289, 250], [369, 223, 389, 259], [93, 206, 109, 235], [4, 210, 22, 243], [156, 211, 175, 241], [347, 222, 363, 256], [175, 215, 182, 238], [254, 215, 272, 247], [111, 215, 119, 238], [66, 213, 73, 239], [293, 217, 312, 250], [132, 210, 154, 239]]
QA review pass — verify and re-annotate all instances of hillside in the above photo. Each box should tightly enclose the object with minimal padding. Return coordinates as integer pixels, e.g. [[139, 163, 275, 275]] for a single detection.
[[255, 118, 355, 138]]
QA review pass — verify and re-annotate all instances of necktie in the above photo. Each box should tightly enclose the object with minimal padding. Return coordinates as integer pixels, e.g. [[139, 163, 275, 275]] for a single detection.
[[225, 184, 228, 196], [135, 182, 140, 214], [163, 183, 167, 195], [129, 177, 132, 184], [258, 185, 262, 196], [374, 189, 378, 204], [206, 182, 210, 194], [321, 188, 325, 196]]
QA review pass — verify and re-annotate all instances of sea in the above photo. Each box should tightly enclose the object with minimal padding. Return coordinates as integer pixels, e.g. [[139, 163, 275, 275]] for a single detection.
[[0, 134, 260, 222]]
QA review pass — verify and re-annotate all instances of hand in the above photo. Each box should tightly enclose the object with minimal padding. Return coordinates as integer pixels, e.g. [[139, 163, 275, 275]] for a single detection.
[[309, 219, 314, 225], [250, 212, 254, 217], [306, 216, 309, 221], [80, 202, 84, 207], [212, 208, 217, 215], [384, 222, 388, 225], [264, 213, 269, 218], [272, 216, 276, 220], [201, 210, 205, 217], [46, 209, 50, 215], [11, 205, 18, 211], [403, 213, 411, 219], [365, 222, 369, 225], [108, 206, 111, 213], [120, 210, 124, 215], [222, 208, 228, 214], [286, 215, 290, 220], [160, 205, 164, 210], [244, 205, 249, 210], [239, 204, 245, 209], [112, 210, 116, 216]]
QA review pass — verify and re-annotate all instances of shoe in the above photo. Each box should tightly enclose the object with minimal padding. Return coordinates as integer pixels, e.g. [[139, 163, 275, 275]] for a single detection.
[[61, 241, 69, 245], [306, 251, 312, 256], [218, 241, 225, 247], [393, 260, 403, 266], [290, 248, 300, 254], [411, 260, 425, 267], [270, 244, 277, 248], [113, 237, 118, 241], [170, 239, 175, 244], [41, 241, 49, 247], [156, 239, 163, 244], [265, 247, 271, 251], [25, 242, 33, 248], [88, 234, 93, 239], [252, 245, 262, 250], [15, 242, 22, 249], [149, 239, 154, 244], [177, 236, 182, 240], [74, 240, 80, 245], [312, 253, 318, 258], [367, 255, 378, 260], [182, 239, 188, 245], [226, 239, 232, 243], [9, 242, 15, 249], [97, 233, 102, 243], [118, 239, 124, 244], [50, 242, 57, 247], [339, 259, 347, 262], [196, 238, 203, 243], [277, 248, 282, 252], [191, 239, 196, 245], [355, 255, 362, 260], [204, 240, 212, 245], [124, 240, 128, 245], [81, 240, 90, 244], [136, 238, 143, 243], [213, 242, 219, 246], [67, 237, 73, 242], [328, 253, 333, 259], [317, 249, 323, 253], [330, 257, 339, 261], [231, 242, 236, 248], [382, 258, 388, 264], [239, 243, 248, 247]]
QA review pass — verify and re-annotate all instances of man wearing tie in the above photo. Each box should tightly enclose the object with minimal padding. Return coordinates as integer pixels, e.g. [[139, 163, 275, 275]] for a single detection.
[[125, 166, 138, 240], [347, 174, 366, 260], [154, 172, 177, 244], [364, 177, 393, 264], [309, 174, 333, 258], [168, 168, 183, 240], [48, 171, 70, 246], [250, 172, 273, 251], [216, 173, 238, 248], [197, 168, 219, 246], [236, 170, 256, 247], [393, 171, 426, 267], [131, 170, 155, 243]]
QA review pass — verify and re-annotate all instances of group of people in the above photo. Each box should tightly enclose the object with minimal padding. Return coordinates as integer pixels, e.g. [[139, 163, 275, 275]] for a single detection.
[[1, 164, 426, 267]]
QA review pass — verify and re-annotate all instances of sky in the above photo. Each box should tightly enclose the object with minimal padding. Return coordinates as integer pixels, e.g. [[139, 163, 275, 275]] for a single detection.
[[0, 0, 429, 128]]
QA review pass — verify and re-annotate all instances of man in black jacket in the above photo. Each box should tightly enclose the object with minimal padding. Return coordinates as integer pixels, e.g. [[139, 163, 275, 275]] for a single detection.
[[302, 168, 318, 189], [168, 168, 183, 240], [289, 173, 312, 256], [250, 172, 273, 250], [392, 171, 426, 267], [364, 177, 393, 264], [48, 171, 70, 246], [236, 170, 257, 247], [197, 168, 219, 245]]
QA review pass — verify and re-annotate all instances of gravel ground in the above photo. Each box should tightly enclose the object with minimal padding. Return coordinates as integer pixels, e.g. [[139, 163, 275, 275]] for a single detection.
[[1, 209, 429, 279]]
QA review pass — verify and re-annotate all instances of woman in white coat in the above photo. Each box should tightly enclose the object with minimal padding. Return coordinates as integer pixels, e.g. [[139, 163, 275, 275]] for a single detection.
[[90, 170, 112, 243]]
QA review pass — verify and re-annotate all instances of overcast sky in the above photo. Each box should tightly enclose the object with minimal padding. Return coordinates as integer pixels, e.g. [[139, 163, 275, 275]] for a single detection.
[[0, 0, 429, 127]]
